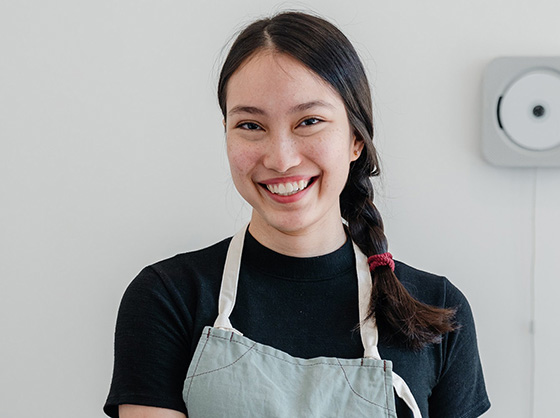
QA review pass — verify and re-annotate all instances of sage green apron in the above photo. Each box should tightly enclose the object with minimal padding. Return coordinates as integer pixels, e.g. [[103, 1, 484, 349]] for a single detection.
[[183, 226, 422, 417]]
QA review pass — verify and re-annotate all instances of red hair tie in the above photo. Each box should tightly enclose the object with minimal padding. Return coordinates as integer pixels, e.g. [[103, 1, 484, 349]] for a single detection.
[[368, 253, 395, 272]]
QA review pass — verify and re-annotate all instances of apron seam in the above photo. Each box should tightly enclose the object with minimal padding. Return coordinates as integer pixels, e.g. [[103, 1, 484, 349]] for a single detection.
[[335, 358, 393, 411], [187, 341, 257, 379]]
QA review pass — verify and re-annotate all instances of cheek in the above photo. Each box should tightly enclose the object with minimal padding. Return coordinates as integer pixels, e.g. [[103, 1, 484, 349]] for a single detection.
[[311, 135, 354, 186], [311, 131, 355, 166], [226, 140, 259, 178]]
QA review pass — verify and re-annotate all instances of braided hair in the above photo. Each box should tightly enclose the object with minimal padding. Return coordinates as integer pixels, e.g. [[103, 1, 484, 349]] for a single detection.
[[218, 11, 456, 349]]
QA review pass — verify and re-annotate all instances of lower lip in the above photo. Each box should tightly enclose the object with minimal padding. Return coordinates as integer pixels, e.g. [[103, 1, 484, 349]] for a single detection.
[[262, 179, 316, 204]]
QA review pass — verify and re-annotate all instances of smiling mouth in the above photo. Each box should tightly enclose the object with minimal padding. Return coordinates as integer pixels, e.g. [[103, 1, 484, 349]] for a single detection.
[[261, 177, 316, 196]]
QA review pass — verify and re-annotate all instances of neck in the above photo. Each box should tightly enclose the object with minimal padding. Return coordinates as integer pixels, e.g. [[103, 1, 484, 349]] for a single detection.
[[247, 215, 348, 257]]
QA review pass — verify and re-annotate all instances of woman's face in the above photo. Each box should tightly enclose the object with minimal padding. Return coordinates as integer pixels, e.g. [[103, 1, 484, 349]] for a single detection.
[[225, 51, 363, 241]]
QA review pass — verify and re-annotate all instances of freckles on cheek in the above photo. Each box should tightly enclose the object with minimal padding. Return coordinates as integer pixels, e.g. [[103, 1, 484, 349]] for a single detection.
[[227, 147, 257, 176]]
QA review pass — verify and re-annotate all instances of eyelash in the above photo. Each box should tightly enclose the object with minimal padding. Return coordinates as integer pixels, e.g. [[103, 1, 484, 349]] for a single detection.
[[299, 117, 322, 126], [238, 122, 262, 131], [236, 118, 323, 131]]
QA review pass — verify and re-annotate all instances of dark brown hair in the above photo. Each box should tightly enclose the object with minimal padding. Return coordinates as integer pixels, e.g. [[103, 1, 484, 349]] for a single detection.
[[218, 11, 456, 349]]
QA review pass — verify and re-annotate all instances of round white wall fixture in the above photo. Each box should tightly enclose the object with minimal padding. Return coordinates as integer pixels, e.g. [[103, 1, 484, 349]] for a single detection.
[[482, 57, 560, 167], [499, 71, 560, 151]]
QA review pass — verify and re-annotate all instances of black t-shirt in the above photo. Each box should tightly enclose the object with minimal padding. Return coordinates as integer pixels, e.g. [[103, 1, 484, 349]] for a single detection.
[[104, 232, 490, 417]]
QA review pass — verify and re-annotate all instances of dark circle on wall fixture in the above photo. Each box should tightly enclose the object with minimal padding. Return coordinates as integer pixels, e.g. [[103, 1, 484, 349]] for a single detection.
[[532, 105, 545, 118]]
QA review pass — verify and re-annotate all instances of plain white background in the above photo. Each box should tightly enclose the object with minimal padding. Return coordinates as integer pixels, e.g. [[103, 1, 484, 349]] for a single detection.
[[1, 1, 559, 417]]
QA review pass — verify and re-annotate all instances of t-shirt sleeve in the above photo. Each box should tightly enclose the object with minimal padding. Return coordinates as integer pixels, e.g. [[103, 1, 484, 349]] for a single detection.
[[428, 279, 491, 418], [103, 266, 192, 417]]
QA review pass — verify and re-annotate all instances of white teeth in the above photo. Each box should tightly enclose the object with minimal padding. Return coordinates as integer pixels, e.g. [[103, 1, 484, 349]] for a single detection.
[[266, 179, 310, 196]]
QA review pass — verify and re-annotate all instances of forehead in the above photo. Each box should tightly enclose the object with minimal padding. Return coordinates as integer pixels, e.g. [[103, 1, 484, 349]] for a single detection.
[[225, 51, 344, 112]]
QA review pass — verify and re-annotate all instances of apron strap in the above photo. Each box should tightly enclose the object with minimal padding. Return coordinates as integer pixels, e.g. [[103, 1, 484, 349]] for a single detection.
[[393, 371, 422, 418], [353, 241, 381, 360], [213, 224, 247, 335]]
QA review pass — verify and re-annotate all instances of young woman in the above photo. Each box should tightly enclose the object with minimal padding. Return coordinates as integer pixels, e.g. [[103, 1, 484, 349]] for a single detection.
[[105, 11, 490, 418]]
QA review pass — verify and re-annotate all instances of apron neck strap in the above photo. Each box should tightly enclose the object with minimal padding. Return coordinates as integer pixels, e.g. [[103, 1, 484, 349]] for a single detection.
[[353, 240, 381, 359], [213, 224, 247, 335], [214, 225, 381, 358]]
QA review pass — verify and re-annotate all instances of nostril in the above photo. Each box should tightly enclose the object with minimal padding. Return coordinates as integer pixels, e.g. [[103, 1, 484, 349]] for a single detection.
[[262, 149, 302, 173]]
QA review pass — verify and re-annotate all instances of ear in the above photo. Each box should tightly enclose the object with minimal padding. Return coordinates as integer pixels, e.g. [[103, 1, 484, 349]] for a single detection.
[[351, 135, 365, 162]]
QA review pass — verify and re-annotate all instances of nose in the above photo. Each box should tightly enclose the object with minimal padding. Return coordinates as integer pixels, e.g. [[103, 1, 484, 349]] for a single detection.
[[262, 130, 302, 173]]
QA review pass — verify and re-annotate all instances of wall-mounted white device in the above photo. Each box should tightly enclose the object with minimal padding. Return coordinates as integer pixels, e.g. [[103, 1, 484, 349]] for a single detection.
[[482, 57, 560, 167]]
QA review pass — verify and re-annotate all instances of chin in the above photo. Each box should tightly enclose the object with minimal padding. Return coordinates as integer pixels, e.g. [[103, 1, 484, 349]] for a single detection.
[[261, 214, 323, 236]]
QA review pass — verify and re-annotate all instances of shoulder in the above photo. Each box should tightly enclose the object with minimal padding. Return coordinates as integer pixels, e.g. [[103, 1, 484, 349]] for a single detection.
[[393, 260, 481, 361], [389, 261, 490, 417], [120, 236, 233, 310], [113, 236, 235, 353], [394, 260, 468, 311], [394, 259, 449, 289], [149, 236, 232, 282]]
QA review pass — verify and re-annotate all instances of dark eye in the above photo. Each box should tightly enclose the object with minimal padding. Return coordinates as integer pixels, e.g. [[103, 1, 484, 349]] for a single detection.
[[299, 118, 321, 127], [238, 122, 262, 131]]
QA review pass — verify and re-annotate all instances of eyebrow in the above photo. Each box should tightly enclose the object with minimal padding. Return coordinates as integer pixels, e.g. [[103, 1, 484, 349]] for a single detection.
[[290, 100, 335, 113], [227, 100, 335, 117], [227, 106, 266, 117]]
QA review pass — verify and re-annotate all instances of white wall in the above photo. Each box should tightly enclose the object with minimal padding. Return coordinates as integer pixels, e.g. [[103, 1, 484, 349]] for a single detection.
[[1, 1, 558, 417]]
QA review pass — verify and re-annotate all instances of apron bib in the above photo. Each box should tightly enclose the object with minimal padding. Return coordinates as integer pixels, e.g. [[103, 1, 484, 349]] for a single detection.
[[183, 226, 422, 418]]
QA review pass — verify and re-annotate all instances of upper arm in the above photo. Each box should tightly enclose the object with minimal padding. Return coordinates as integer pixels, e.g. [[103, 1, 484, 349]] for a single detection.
[[119, 405, 187, 418], [428, 280, 490, 418], [104, 267, 192, 416]]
